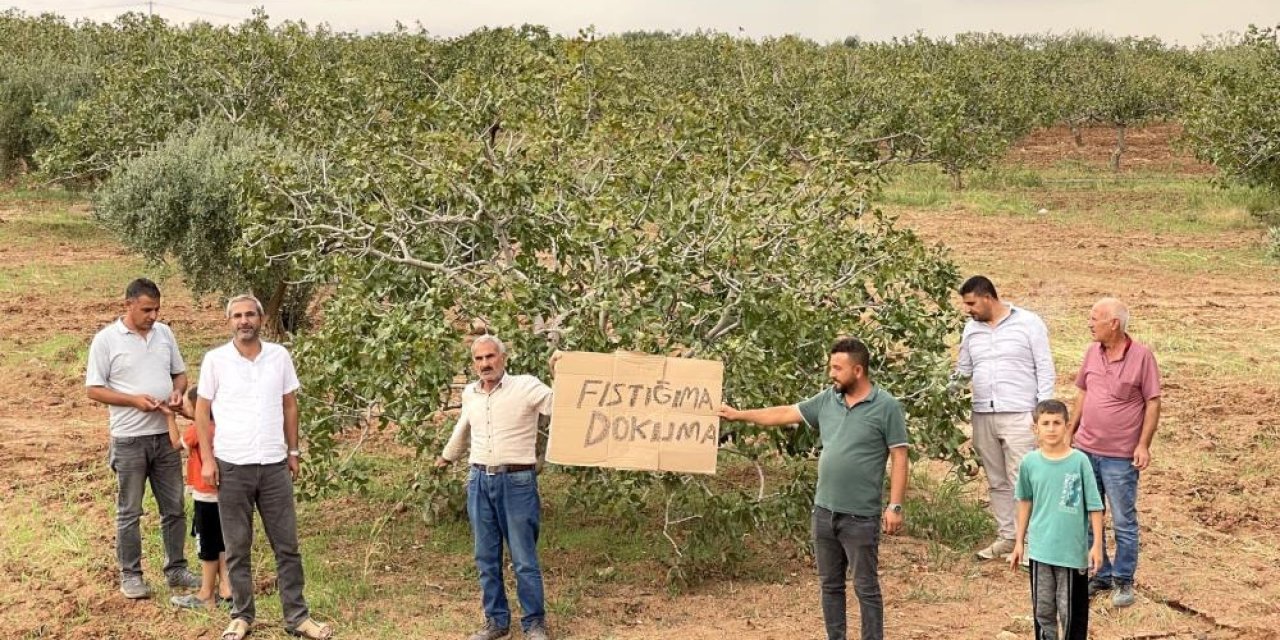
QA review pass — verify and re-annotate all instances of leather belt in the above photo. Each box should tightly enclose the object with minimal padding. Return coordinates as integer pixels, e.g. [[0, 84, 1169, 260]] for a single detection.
[[472, 463, 535, 475]]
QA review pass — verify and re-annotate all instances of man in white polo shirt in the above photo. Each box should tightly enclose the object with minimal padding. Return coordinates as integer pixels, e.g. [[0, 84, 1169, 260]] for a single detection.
[[194, 294, 332, 640], [436, 334, 554, 640], [86, 278, 200, 598]]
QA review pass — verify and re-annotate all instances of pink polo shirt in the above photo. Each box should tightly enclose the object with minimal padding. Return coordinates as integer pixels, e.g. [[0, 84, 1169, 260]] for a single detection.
[[1074, 336, 1161, 458]]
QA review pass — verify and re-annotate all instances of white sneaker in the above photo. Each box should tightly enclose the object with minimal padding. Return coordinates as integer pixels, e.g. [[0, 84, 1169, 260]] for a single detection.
[[975, 538, 1015, 560]]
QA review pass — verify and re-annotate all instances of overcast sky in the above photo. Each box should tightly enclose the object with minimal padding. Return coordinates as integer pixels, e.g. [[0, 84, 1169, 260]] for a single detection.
[[6, 1, 1277, 44]]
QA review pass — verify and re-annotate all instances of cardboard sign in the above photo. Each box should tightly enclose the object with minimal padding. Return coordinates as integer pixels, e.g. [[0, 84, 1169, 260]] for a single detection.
[[548, 351, 723, 474]]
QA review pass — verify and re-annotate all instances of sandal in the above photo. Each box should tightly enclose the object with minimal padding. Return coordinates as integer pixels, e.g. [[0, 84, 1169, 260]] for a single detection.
[[288, 618, 334, 639], [222, 618, 251, 640]]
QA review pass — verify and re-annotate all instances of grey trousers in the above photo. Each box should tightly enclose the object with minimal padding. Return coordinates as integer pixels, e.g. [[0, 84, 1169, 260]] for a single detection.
[[1030, 560, 1090, 640], [813, 506, 883, 640], [109, 433, 189, 580], [217, 459, 310, 628]]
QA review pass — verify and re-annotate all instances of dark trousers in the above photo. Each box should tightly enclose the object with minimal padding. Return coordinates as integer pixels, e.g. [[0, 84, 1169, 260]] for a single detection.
[[813, 506, 883, 640], [216, 459, 309, 628], [109, 433, 189, 580], [1030, 560, 1090, 640]]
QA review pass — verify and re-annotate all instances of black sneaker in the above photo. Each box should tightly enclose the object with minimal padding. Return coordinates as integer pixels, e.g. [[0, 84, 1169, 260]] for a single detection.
[[1087, 577, 1113, 597], [165, 568, 201, 590]]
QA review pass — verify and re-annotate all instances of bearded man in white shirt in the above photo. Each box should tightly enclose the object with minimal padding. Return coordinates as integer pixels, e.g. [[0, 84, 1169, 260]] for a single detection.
[[955, 275, 1056, 561], [195, 294, 332, 640]]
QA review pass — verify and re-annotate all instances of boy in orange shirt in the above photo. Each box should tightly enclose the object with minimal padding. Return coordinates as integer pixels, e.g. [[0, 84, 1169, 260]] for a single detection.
[[164, 388, 232, 608]]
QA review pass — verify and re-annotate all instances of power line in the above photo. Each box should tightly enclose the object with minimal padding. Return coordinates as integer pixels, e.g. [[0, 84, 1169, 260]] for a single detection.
[[152, 2, 245, 20], [35, 1, 247, 21]]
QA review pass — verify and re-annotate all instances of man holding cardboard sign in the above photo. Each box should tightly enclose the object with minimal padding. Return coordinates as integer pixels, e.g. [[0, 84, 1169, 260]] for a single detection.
[[718, 337, 909, 640], [436, 335, 554, 640]]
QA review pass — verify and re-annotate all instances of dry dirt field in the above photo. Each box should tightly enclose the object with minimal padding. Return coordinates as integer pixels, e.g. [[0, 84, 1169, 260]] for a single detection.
[[2, 124, 1278, 639]]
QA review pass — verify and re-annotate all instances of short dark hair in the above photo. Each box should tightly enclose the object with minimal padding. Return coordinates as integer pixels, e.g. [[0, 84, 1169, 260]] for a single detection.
[[187, 387, 199, 404], [1033, 399, 1069, 423], [830, 337, 871, 370], [959, 275, 997, 299], [125, 278, 161, 300]]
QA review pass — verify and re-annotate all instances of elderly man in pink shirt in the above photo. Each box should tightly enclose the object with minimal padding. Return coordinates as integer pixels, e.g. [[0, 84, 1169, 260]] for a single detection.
[[1069, 297, 1161, 608]]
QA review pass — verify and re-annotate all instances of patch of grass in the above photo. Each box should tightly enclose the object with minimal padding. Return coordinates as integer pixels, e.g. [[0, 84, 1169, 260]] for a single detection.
[[880, 161, 1274, 240], [968, 167, 1046, 190], [877, 165, 953, 208], [904, 471, 994, 550], [0, 257, 146, 297], [0, 333, 87, 376], [0, 206, 108, 248], [1140, 247, 1269, 277], [921, 539, 967, 573], [0, 186, 82, 206]]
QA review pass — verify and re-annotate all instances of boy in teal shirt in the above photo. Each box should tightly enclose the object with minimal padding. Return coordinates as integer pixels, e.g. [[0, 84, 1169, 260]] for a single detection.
[[1010, 399, 1104, 640]]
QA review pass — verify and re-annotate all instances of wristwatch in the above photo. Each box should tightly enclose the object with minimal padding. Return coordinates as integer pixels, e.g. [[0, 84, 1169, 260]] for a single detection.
[[886, 503, 903, 513], [288, 449, 301, 457]]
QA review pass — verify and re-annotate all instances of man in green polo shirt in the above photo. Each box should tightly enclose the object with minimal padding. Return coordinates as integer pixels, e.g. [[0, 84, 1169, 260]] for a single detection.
[[719, 337, 909, 640]]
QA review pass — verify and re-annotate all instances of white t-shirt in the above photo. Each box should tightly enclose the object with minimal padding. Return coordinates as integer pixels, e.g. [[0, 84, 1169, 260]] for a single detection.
[[197, 341, 300, 465], [85, 319, 186, 437]]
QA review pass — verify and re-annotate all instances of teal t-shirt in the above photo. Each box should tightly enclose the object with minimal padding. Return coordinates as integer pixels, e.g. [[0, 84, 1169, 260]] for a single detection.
[[1015, 449, 1104, 570], [797, 386, 909, 517]]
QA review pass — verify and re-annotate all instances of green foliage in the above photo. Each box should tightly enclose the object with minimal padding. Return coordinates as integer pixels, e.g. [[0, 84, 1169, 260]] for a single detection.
[[1183, 25, 1280, 226], [0, 11, 102, 176], [903, 472, 994, 549], [37, 12, 365, 183], [1042, 34, 1193, 128], [0, 59, 95, 176], [559, 456, 817, 590], [1038, 33, 1195, 169], [865, 33, 1049, 188], [237, 28, 968, 584], [92, 118, 306, 329]]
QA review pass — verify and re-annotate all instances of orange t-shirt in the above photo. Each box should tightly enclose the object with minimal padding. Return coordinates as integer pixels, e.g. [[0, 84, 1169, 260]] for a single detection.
[[182, 422, 218, 495]]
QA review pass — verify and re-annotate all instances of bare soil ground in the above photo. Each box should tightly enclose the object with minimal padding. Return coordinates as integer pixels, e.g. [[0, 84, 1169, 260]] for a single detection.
[[1005, 122, 1213, 175], [3, 125, 1279, 639]]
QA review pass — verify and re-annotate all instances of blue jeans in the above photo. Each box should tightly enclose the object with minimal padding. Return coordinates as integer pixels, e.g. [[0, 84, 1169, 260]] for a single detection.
[[1084, 452, 1140, 585], [812, 506, 883, 640], [467, 467, 545, 631]]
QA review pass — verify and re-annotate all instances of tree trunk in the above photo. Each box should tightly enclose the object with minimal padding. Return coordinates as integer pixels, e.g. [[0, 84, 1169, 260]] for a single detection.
[[262, 280, 288, 338], [1109, 124, 1127, 172], [1069, 121, 1084, 147], [948, 165, 964, 190]]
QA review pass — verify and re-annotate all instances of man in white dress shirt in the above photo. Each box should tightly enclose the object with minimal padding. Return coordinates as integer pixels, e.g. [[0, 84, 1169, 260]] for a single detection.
[[955, 275, 1056, 561], [195, 294, 332, 640]]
